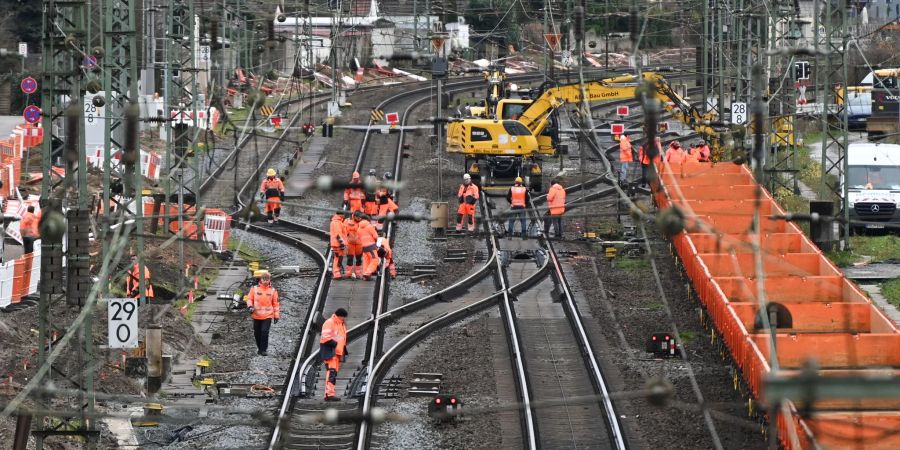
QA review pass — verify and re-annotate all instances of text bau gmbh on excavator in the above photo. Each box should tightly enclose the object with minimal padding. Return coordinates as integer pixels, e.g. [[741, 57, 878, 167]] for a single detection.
[[446, 71, 720, 192]]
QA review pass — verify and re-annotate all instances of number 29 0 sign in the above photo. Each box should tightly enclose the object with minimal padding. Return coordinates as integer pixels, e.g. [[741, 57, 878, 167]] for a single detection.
[[108, 298, 138, 348]]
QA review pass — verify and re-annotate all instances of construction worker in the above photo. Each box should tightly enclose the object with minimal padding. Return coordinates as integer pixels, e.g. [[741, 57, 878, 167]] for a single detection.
[[330, 211, 347, 279], [20, 205, 40, 254], [320, 307, 348, 401], [697, 140, 711, 162], [665, 141, 686, 164], [506, 177, 530, 237], [638, 141, 661, 188], [375, 190, 399, 231], [618, 133, 633, 185], [544, 178, 567, 238], [343, 171, 365, 213], [457, 173, 480, 233], [259, 168, 285, 223], [355, 212, 380, 280], [343, 212, 363, 279], [363, 169, 380, 216], [125, 255, 155, 304], [246, 271, 280, 356], [376, 231, 396, 278]]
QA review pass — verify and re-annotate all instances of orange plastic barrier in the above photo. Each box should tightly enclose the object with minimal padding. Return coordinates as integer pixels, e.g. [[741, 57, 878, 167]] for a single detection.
[[654, 160, 900, 449]]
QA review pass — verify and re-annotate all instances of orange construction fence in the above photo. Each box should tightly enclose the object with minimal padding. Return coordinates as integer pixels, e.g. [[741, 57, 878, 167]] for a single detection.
[[654, 159, 900, 450]]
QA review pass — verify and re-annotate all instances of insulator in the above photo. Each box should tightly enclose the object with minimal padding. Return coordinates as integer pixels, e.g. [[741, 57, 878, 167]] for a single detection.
[[123, 103, 140, 164], [64, 102, 80, 162], [573, 6, 584, 40]]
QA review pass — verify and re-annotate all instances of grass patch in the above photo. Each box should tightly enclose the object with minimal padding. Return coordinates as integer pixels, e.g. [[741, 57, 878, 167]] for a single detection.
[[678, 331, 699, 344], [879, 279, 900, 309], [615, 257, 650, 271], [228, 238, 261, 262], [773, 187, 810, 235], [826, 235, 900, 267]]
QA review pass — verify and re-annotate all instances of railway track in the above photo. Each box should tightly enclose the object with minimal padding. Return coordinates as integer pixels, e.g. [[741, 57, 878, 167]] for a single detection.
[[265, 67, 696, 449]]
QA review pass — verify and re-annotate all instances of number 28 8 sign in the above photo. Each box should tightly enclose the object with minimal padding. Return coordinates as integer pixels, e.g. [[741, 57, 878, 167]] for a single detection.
[[108, 298, 139, 348]]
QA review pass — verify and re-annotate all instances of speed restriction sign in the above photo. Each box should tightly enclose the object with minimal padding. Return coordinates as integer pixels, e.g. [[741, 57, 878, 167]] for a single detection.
[[108, 298, 139, 348]]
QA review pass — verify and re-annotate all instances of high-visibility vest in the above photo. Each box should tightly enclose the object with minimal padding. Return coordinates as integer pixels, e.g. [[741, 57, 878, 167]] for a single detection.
[[638, 146, 661, 165], [330, 215, 345, 247], [344, 187, 365, 202], [344, 218, 360, 245], [246, 284, 280, 320], [458, 184, 479, 202], [547, 183, 566, 215], [320, 314, 347, 356], [666, 147, 686, 164], [125, 265, 154, 298], [376, 237, 393, 260], [358, 219, 378, 247], [510, 185, 527, 207], [21, 212, 39, 238], [378, 198, 398, 217], [260, 177, 284, 199], [698, 145, 711, 162], [619, 136, 633, 162]]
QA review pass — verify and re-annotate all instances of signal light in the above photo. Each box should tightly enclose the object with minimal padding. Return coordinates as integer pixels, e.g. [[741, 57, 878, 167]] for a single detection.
[[434, 397, 441, 405], [449, 397, 457, 405]]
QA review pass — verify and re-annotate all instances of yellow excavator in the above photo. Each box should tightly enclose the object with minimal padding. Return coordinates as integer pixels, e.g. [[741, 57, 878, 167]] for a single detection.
[[447, 71, 720, 191]]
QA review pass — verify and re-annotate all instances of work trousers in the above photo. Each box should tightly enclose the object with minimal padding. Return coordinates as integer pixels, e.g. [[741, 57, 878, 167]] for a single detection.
[[362, 245, 381, 277], [324, 356, 341, 398], [507, 206, 528, 235], [253, 318, 272, 353], [22, 237, 35, 254], [544, 214, 563, 238], [456, 203, 476, 232], [265, 197, 282, 221], [619, 162, 630, 185], [332, 247, 345, 277], [640, 164, 650, 187]]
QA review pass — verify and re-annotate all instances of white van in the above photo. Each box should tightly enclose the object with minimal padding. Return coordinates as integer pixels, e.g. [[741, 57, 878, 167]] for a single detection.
[[847, 142, 900, 230]]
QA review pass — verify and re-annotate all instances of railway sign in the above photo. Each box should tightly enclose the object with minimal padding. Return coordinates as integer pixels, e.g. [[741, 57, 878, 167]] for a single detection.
[[108, 298, 138, 348], [22, 105, 41, 124], [199, 45, 211, 62], [17, 42, 27, 57], [731, 102, 748, 125], [610, 123, 624, 135], [544, 33, 561, 52], [385, 112, 399, 125], [83, 55, 98, 69], [616, 105, 629, 117], [20, 76, 37, 94], [794, 61, 811, 80]]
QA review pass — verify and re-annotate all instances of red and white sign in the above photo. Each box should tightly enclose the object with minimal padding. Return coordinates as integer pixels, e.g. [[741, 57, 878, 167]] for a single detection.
[[544, 33, 561, 52], [611, 123, 624, 135], [658, 122, 669, 132], [385, 112, 399, 125], [616, 106, 629, 117], [271, 116, 282, 129]]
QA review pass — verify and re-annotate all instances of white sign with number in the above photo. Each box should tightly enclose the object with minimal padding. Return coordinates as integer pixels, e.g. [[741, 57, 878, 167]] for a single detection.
[[18, 42, 27, 57], [731, 102, 748, 125], [83, 92, 106, 149], [108, 298, 138, 348], [199, 45, 211, 62]]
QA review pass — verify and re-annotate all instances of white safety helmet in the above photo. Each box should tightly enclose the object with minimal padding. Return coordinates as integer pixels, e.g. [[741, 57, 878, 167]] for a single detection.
[[463, 173, 472, 181]]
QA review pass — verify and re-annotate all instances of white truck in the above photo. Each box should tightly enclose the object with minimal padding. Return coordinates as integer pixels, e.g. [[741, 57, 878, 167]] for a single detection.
[[846, 142, 900, 231]]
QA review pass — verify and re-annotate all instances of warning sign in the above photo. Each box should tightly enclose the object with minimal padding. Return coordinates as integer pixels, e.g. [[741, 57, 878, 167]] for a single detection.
[[611, 123, 624, 135], [385, 112, 399, 125], [431, 38, 445, 52], [616, 106, 629, 117], [544, 33, 561, 51]]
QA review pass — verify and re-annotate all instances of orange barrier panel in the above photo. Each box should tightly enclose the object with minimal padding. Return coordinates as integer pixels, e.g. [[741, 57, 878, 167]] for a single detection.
[[700, 252, 839, 277], [11, 253, 35, 303]]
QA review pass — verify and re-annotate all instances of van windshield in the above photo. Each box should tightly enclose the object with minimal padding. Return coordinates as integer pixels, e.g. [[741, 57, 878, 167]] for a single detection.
[[848, 166, 900, 190]]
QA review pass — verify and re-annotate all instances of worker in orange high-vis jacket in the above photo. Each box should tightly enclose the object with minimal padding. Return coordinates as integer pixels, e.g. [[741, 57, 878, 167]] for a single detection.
[[363, 169, 380, 216], [260, 168, 285, 223], [125, 255, 155, 304], [618, 134, 634, 185], [638, 139, 662, 188], [375, 191, 398, 231], [697, 139, 711, 162], [665, 141, 686, 164], [505, 176, 530, 237], [329, 211, 347, 279], [544, 178, 567, 238], [343, 213, 363, 279], [20, 205, 40, 254], [457, 173, 480, 233], [320, 307, 348, 401], [343, 171, 365, 213], [355, 212, 380, 280], [246, 271, 280, 356], [376, 231, 396, 278]]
